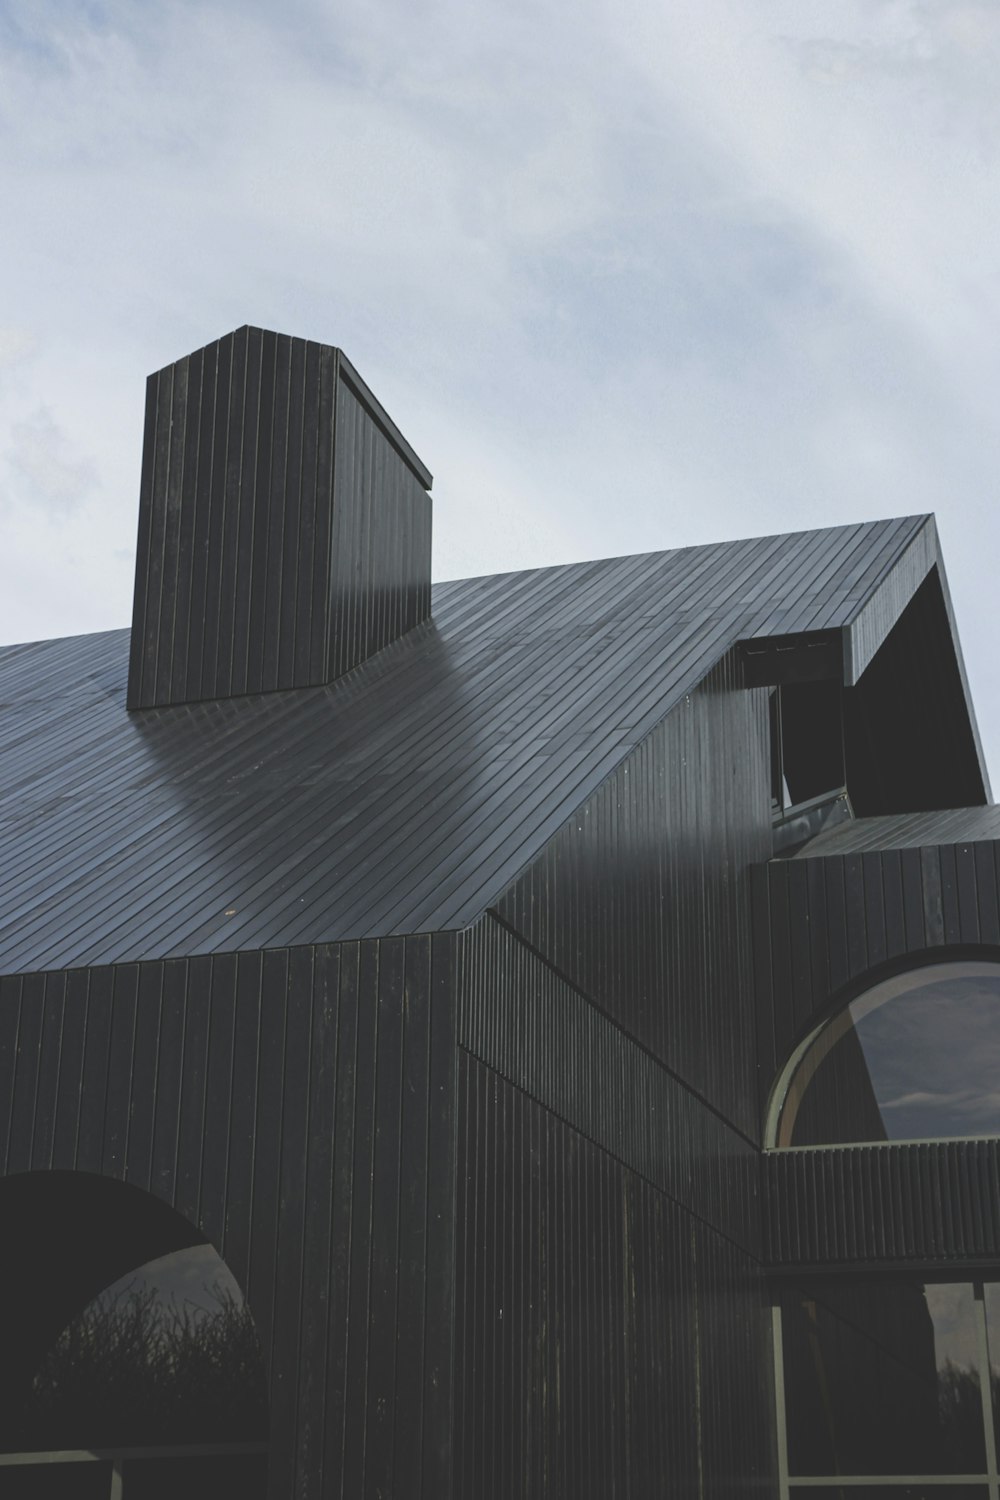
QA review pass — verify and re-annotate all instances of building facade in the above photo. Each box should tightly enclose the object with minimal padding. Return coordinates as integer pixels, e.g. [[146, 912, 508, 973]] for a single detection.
[[0, 326, 997, 1498]]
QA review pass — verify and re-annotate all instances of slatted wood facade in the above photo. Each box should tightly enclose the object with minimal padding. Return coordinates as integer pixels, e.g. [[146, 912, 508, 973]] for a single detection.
[[454, 1055, 774, 1500], [128, 327, 432, 709], [0, 515, 985, 979], [7, 325, 1000, 1496], [757, 836, 1000, 1112], [458, 914, 759, 1249], [758, 834, 1000, 1284], [452, 648, 783, 1495], [766, 1139, 1000, 1269], [493, 649, 773, 1139], [0, 638, 787, 1495], [0, 938, 458, 1499]]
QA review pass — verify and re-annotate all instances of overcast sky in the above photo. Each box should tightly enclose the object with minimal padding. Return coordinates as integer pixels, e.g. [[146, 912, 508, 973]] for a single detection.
[[2, 0, 999, 780]]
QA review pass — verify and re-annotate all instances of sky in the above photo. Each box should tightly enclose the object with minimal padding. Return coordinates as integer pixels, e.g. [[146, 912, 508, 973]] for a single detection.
[[1, 0, 999, 780], [85, 1242, 247, 1322]]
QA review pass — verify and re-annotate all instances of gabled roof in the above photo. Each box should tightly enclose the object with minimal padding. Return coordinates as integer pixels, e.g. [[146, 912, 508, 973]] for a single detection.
[[0, 514, 984, 974]]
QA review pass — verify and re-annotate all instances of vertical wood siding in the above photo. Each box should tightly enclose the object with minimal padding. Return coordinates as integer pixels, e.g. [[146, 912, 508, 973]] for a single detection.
[[766, 1140, 1000, 1268], [758, 837, 1000, 1109], [0, 934, 457, 1500], [454, 1055, 775, 1499], [493, 651, 773, 1138], [329, 378, 431, 682], [128, 329, 432, 710], [459, 914, 759, 1253], [759, 837, 1000, 1277]]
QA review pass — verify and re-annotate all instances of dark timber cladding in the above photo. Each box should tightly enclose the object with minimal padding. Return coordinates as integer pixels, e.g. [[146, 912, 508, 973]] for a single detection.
[[127, 326, 433, 709], [459, 915, 760, 1250], [766, 1140, 1000, 1269], [5, 315, 1000, 1500], [454, 911, 773, 1492], [0, 935, 458, 1499], [756, 831, 1000, 1283], [492, 649, 773, 1138], [757, 834, 1000, 1105], [0, 515, 981, 979], [453, 1053, 775, 1499]]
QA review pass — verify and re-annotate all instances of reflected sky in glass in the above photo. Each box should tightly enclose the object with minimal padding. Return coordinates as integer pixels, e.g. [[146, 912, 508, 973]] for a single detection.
[[93, 1243, 246, 1322], [928, 1282, 982, 1372], [23, 1240, 267, 1452], [860, 976, 1000, 1140], [782, 963, 1000, 1145]]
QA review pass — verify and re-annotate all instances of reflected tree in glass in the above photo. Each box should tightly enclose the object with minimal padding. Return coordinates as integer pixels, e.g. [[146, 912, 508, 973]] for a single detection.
[[781, 1279, 986, 1477], [18, 1247, 268, 1452]]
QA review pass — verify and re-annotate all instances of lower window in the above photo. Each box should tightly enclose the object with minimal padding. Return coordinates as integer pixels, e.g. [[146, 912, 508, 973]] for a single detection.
[[777, 1278, 1000, 1496]]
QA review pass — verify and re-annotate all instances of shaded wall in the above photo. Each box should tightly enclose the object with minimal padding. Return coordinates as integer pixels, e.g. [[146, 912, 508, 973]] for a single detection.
[[0, 936, 457, 1500], [757, 836, 1000, 1111], [492, 650, 773, 1139], [468, 657, 780, 1494], [455, 914, 775, 1497], [759, 837, 1000, 1276], [128, 326, 433, 709], [768, 1138, 1000, 1269], [844, 570, 988, 816]]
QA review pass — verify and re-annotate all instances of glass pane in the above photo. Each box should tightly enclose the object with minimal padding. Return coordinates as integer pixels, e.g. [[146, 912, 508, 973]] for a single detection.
[[123, 1452, 268, 1500], [783, 1281, 986, 1476], [0, 1461, 113, 1498], [779, 962, 1000, 1146], [19, 1246, 268, 1450]]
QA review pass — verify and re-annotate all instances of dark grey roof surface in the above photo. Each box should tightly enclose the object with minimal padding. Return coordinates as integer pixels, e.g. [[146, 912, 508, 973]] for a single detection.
[[794, 805, 1000, 858], [0, 513, 972, 974]]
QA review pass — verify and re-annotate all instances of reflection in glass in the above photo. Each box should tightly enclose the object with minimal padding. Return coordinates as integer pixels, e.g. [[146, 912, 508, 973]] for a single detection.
[[782, 1280, 986, 1476], [776, 962, 1000, 1147], [18, 1245, 268, 1452]]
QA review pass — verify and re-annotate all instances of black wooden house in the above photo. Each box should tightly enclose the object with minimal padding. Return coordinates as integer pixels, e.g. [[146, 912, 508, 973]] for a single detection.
[[2, 326, 1000, 1498]]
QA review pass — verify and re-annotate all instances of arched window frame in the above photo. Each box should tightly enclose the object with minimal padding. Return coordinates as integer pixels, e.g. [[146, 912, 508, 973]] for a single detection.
[[765, 952, 1000, 1150]]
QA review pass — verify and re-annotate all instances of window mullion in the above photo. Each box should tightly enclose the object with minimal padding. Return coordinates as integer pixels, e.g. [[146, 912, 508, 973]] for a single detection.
[[975, 1283, 999, 1500], [773, 1303, 790, 1500]]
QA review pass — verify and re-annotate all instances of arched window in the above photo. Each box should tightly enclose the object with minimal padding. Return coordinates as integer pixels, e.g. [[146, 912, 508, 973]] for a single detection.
[[0, 1173, 268, 1498], [771, 959, 1000, 1148]]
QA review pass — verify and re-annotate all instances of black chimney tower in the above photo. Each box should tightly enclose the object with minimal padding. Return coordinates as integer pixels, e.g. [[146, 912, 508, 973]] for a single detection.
[[127, 325, 432, 709]]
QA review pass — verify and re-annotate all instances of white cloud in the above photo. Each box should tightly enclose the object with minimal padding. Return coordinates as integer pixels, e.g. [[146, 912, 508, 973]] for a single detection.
[[0, 0, 997, 775], [5, 406, 97, 516]]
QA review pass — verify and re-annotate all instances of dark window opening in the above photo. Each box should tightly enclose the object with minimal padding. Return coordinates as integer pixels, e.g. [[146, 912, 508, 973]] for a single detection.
[[770, 680, 846, 814], [842, 568, 988, 817], [0, 1173, 268, 1497], [777, 1275, 1000, 1491]]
